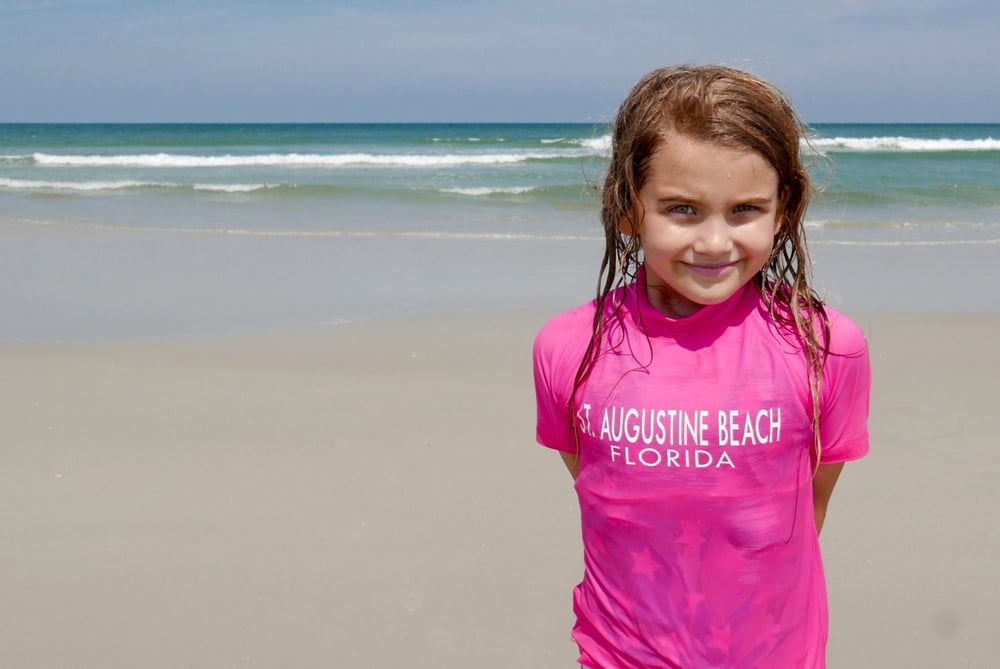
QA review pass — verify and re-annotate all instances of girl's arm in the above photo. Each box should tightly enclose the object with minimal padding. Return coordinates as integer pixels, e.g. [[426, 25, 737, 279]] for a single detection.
[[559, 452, 580, 479], [812, 462, 845, 536]]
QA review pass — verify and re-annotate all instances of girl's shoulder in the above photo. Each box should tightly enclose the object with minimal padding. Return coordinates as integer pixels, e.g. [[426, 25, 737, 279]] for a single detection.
[[761, 293, 868, 358], [536, 283, 632, 341], [822, 306, 869, 358], [533, 288, 637, 380], [536, 299, 598, 339], [534, 298, 600, 363], [533, 299, 602, 400]]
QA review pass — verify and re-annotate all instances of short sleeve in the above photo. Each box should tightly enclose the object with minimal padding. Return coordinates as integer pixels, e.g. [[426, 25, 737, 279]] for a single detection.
[[532, 306, 594, 454], [818, 311, 872, 463]]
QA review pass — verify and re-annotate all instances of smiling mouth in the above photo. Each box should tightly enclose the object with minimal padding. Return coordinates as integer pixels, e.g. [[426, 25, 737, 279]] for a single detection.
[[684, 261, 737, 277]]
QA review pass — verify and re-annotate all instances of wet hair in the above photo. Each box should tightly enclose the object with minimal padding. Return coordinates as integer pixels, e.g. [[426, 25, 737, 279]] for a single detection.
[[570, 64, 830, 467]]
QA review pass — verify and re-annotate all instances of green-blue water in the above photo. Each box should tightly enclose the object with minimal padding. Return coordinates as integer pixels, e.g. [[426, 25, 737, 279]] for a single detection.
[[3, 123, 999, 243], [3, 123, 999, 341]]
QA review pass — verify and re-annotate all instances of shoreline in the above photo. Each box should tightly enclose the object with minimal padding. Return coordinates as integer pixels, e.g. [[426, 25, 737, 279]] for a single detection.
[[3, 214, 1000, 345]]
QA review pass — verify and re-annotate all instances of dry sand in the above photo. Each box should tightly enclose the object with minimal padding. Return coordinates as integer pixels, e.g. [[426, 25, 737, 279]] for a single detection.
[[1, 309, 997, 667]]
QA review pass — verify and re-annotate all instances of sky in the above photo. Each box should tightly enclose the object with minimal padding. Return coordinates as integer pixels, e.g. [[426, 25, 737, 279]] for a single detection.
[[1, 0, 998, 123]]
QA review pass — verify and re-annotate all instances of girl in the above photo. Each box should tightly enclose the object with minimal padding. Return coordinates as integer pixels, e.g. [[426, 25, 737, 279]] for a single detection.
[[533, 66, 871, 668]]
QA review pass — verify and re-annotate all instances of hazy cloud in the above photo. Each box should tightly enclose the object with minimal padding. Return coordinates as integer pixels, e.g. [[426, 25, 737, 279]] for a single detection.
[[0, 0, 996, 121]]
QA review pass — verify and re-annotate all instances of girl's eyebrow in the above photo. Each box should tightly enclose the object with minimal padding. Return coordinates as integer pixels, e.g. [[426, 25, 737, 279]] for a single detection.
[[735, 196, 777, 206], [652, 194, 776, 204], [651, 192, 697, 202]]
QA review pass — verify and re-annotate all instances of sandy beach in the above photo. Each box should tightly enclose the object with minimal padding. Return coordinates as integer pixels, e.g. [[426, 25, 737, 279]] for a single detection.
[[2, 303, 998, 668]]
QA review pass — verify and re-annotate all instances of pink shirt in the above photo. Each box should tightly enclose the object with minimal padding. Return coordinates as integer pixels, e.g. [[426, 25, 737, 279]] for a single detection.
[[533, 274, 870, 668]]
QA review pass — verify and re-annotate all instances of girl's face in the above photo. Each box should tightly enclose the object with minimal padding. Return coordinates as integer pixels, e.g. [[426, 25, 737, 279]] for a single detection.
[[630, 134, 781, 319]]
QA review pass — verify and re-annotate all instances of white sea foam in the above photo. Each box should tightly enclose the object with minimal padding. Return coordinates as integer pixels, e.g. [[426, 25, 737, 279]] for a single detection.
[[192, 183, 279, 193], [579, 135, 612, 152], [543, 135, 611, 151], [30, 149, 598, 168], [809, 136, 1000, 152], [0, 177, 161, 191], [439, 186, 539, 196], [0, 177, 281, 193]]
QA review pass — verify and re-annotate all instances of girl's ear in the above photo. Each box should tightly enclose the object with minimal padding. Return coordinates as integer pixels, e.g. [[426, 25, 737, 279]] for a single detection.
[[618, 204, 643, 237], [775, 186, 790, 236]]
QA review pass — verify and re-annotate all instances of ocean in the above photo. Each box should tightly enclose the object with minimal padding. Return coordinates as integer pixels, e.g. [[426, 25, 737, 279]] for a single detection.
[[3, 122, 1000, 241], [2, 123, 999, 340]]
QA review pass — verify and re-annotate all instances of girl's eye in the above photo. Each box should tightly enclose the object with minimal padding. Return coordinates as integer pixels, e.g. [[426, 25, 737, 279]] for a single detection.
[[734, 204, 758, 213], [670, 204, 695, 215]]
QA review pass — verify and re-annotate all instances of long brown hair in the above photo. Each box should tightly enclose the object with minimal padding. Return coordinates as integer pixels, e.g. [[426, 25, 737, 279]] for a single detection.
[[570, 65, 830, 467]]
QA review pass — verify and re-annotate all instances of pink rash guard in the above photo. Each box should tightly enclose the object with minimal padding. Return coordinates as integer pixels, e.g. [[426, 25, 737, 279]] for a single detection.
[[533, 272, 870, 669]]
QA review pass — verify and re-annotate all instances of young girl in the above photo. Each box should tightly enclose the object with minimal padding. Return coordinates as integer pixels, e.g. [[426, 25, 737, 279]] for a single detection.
[[533, 66, 871, 668]]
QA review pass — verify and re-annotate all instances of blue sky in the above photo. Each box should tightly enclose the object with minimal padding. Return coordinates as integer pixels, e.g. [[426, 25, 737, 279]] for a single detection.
[[1, 0, 997, 122]]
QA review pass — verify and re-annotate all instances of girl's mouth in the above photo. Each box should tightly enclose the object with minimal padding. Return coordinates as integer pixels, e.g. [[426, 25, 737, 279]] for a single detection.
[[684, 261, 737, 278]]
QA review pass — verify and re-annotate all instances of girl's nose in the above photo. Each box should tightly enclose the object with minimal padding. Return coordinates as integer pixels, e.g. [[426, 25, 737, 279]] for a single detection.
[[693, 216, 732, 255]]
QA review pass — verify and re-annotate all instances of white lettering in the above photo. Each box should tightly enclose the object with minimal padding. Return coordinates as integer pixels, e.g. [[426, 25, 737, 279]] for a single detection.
[[726, 409, 740, 446], [655, 410, 667, 445], [612, 407, 624, 442], [640, 410, 657, 445], [667, 409, 678, 444], [741, 412, 756, 446], [754, 409, 768, 444], [600, 408, 612, 442], [608, 446, 737, 469], [624, 408, 640, 443], [576, 403, 593, 436], [682, 411, 698, 446], [718, 410, 729, 446], [638, 448, 662, 467], [598, 405, 778, 469]]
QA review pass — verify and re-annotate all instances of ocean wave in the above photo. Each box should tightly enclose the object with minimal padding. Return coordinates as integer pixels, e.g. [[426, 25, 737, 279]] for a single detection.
[[810, 136, 1000, 152], [439, 186, 540, 196], [1, 154, 40, 164], [429, 137, 506, 144], [0, 177, 163, 191], [541, 135, 612, 152], [579, 135, 612, 151], [0, 177, 287, 194], [192, 183, 282, 193], [29, 149, 600, 168]]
